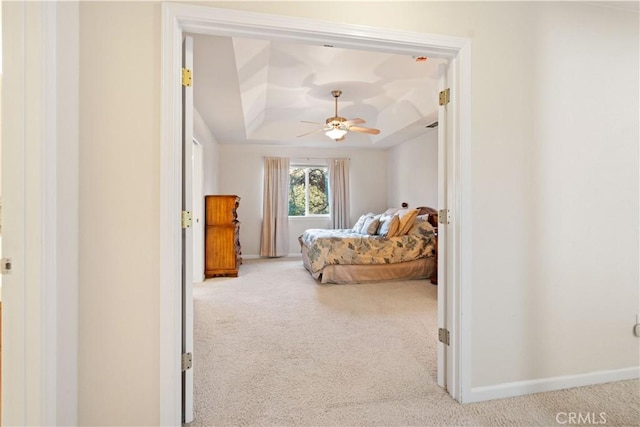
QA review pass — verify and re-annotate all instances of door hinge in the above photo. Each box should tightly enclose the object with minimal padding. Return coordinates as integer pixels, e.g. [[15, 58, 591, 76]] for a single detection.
[[182, 210, 192, 228], [438, 209, 451, 225], [438, 328, 450, 346], [182, 352, 193, 371], [182, 68, 192, 87], [439, 88, 450, 106], [1, 258, 12, 275]]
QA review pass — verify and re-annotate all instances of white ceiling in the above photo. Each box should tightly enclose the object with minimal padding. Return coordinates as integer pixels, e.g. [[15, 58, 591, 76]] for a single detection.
[[190, 34, 446, 149]]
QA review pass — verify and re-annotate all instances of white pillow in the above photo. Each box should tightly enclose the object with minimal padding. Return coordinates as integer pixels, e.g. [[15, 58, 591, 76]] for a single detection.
[[352, 214, 369, 233], [361, 215, 381, 235]]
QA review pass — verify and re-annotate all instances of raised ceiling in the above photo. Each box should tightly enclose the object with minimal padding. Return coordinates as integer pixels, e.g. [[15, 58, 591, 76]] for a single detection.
[[190, 34, 447, 149]]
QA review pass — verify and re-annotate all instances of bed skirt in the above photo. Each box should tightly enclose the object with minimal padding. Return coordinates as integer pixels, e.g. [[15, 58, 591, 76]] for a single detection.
[[301, 245, 435, 284]]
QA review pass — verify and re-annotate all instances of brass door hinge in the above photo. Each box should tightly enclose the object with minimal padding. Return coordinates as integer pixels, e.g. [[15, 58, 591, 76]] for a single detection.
[[182, 68, 192, 87], [181, 210, 192, 228], [438, 328, 450, 346], [182, 352, 193, 371], [438, 209, 451, 225], [439, 88, 450, 106]]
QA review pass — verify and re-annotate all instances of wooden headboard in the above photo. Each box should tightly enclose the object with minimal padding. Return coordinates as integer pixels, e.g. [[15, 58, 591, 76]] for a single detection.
[[416, 206, 439, 228]]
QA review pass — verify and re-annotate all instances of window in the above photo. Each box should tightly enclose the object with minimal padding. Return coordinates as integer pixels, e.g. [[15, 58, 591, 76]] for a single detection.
[[289, 166, 329, 217]]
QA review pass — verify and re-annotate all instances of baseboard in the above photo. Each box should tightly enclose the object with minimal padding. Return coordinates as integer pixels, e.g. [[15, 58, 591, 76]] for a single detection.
[[242, 254, 302, 259], [464, 367, 640, 403]]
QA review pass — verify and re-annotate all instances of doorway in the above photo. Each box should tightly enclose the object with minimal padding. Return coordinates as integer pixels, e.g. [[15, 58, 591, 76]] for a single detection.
[[160, 4, 472, 424]]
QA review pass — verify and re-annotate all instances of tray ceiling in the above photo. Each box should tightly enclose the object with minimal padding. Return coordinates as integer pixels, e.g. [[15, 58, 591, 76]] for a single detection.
[[190, 34, 446, 149]]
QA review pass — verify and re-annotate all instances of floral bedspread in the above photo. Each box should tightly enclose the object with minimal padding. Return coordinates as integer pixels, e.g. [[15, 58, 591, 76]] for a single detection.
[[299, 222, 436, 275]]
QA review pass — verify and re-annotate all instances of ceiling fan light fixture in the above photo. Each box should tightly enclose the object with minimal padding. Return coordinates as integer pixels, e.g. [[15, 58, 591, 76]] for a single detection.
[[298, 90, 380, 142], [325, 128, 347, 140]]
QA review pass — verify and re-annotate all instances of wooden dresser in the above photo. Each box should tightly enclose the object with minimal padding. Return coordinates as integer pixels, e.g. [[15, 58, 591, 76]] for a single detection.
[[205, 195, 242, 278]]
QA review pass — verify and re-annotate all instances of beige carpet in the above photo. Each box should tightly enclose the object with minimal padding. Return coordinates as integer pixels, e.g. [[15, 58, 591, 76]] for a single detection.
[[191, 258, 639, 426]]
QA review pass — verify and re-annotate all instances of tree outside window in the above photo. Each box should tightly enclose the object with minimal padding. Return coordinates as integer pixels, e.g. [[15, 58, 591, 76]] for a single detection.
[[289, 166, 329, 216]]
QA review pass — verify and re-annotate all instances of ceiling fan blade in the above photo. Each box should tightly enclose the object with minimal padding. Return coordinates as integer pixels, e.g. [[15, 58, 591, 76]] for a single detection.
[[301, 120, 325, 125], [343, 118, 365, 127], [348, 126, 380, 135], [297, 128, 326, 138], [305, 91, 378, 140]]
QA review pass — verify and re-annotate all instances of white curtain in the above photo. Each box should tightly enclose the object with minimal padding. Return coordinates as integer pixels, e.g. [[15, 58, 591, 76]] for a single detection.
[[260, 157, 290, 257], [328, 158, 350, 229]]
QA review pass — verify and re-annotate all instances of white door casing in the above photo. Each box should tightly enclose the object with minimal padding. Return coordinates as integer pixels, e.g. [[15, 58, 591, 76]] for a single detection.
[[1, 2, 77, 425], [2, 3, 30, 423], [437, 62, 448, 389], [182, 35, 195, 424], [160, 4, 472, 424]]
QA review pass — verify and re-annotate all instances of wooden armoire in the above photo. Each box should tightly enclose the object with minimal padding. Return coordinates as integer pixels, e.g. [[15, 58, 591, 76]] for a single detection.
[[204, 195, 242, 278]]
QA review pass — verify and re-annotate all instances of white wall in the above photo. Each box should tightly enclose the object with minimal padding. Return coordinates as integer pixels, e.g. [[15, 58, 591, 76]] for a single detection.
[[218, 144, 388, 256], [387, 130, 438, 209], [194, 107, 220, 194], [71, 1, 637, 423]]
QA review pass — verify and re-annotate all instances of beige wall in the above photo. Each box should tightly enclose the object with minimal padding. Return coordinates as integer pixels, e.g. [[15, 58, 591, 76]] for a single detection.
[[79, 2, 160, 425], [76, 1, 638, 424]]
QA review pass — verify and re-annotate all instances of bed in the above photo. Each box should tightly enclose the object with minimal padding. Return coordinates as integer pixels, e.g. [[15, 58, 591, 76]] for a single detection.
[[299, 207, 438, 284]]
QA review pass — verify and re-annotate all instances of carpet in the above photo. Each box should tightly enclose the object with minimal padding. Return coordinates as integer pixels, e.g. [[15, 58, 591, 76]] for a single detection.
[[191, 258, 639, 426]]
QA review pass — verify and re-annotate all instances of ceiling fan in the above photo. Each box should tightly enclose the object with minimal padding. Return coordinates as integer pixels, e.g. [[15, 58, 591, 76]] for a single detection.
[[298, 90, 381, 142]]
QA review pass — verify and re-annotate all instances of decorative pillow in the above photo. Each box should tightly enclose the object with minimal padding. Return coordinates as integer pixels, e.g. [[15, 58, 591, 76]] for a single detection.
[[408, 215, 435, 236], [375, 214, 390, 234], [396, 208, 420, 236], [352, 214, 371, 233], [377, 214, 400, 238], [361, 215, 381, 235]]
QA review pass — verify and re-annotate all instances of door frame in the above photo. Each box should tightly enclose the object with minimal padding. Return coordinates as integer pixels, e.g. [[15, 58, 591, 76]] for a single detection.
[[181, 35, 195, 424], [160, 3, 472, 424]]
